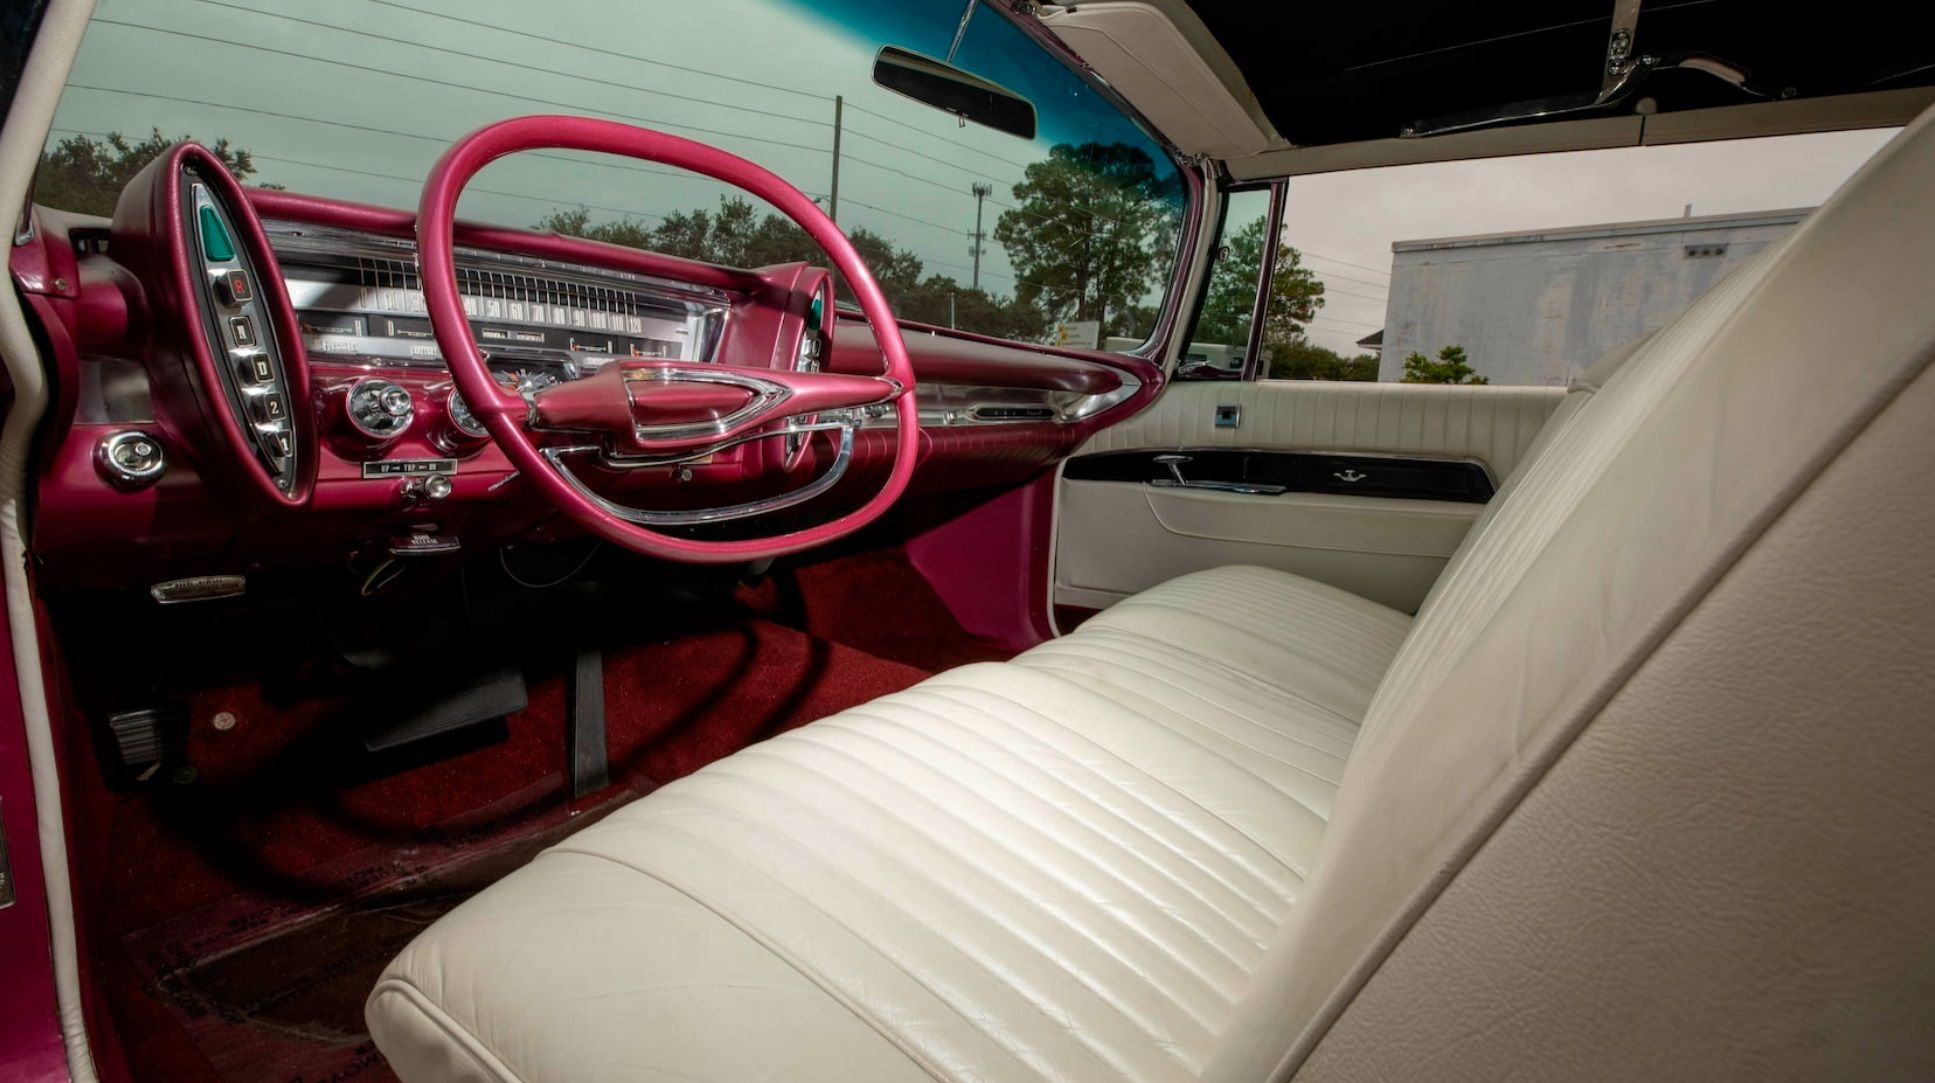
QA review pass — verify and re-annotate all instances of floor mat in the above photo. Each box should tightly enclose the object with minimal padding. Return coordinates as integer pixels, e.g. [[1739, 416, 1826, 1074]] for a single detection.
[[99, 619, 933, 1082], [120, 778, 634, 1083]]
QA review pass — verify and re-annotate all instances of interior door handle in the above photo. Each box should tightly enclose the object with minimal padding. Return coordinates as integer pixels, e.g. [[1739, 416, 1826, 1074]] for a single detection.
[[1150, 453, 1286, 496]]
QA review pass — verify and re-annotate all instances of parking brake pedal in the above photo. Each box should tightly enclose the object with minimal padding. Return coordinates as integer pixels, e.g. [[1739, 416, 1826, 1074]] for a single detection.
[[360, 665, 527, 752], [567, 647, 608, 799]]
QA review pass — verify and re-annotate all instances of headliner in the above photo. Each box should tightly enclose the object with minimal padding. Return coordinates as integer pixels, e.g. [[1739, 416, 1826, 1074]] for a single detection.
[[1184, 1, 1935, 147]]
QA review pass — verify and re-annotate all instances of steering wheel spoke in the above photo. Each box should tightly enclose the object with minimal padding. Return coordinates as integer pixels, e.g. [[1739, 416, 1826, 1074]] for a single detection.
[[527, 361, 897, 456]]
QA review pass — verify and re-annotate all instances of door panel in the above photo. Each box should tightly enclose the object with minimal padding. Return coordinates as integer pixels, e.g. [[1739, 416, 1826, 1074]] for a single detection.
[[1056, 381, 1564, 614]]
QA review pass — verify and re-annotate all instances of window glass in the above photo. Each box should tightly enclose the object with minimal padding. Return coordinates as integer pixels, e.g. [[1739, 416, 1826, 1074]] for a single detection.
[[1177, 187, 1270, 379], [37, 0, 1186, 349], [1259, 130, 1894, 383]]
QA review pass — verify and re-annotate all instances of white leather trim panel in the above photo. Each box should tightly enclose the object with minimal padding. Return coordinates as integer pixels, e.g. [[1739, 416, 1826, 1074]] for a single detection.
[[1059, 381, 1559, 613], [1057, 482, 1480, 612]]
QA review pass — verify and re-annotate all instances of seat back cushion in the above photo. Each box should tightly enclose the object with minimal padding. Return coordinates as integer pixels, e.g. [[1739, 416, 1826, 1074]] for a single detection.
[[1207, 108, 1935, 1081]]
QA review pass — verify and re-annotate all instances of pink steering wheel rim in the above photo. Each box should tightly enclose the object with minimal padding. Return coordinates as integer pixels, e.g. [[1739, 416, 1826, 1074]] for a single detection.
[[417, 115, 920, 563]]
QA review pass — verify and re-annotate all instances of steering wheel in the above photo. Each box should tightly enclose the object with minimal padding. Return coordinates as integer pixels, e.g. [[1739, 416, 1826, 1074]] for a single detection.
[[417, 116, 919, 563]]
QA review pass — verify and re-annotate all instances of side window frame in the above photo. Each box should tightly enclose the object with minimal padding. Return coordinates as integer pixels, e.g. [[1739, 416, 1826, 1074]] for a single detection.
[[1175, 179, 1285, 382], [1239, 180, 1287, 382]]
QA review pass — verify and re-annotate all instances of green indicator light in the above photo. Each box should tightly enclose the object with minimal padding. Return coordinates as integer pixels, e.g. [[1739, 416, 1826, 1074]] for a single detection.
[[198, 205, 236, 262], [807, 292, 824, 334]]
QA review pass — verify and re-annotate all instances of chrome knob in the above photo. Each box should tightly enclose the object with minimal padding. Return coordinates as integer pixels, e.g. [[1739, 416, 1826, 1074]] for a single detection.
[[344, 378, 413, 440], [421, 473, 453, 501], [96, 430, 166, 489]]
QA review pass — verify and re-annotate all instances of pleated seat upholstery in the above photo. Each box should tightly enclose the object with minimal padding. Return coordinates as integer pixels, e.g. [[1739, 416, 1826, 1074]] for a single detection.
[[367, 563, 1412, 1082]]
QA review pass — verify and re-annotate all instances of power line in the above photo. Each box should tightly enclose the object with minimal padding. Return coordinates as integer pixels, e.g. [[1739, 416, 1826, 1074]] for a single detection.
[[1309, 314, 1384, 331], [837, 124, 1022, 191], [48, 126, 673, 223], [1306, 266, 1394, 291], [96, 12, 1175, 249], [188, 0, 833, 131], [54, 89, 1043, 277], [50, 124, 1014, 288], [343, 0, 1052, 191], [352, 0, 834, 104], [62, 83, 747, 191], [840, 101, 1034, 170], [1302, 250, 1391, 277], [91, 18, 834, 160], [1317, 283, 1390, 303]]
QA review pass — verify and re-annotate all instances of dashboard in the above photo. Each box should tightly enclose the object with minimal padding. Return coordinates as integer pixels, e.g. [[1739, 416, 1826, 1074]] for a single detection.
[[12, 141, 1157, 587]]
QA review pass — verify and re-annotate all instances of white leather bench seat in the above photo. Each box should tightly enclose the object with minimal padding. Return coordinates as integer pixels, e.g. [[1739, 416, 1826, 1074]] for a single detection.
[[368, 565, 1413, 1083], [371, 107, 1935, 1082]]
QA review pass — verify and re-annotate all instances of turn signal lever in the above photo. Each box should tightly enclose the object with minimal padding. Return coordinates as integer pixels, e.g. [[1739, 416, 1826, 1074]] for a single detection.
[[1150, 453, 1286, 496]]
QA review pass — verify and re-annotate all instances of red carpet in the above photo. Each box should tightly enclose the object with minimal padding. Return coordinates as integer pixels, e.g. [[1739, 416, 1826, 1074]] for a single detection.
[[92, 617, 939, 1083]]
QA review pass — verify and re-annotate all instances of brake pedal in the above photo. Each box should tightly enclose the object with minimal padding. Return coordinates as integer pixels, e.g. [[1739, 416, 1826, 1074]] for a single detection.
[[106, 705, 189, 776]]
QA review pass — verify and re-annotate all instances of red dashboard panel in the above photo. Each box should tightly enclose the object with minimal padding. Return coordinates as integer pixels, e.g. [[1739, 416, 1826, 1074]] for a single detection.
[[12, 181, 1160, 583]]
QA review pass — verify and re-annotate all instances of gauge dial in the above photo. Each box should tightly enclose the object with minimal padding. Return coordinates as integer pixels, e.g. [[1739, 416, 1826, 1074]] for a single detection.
[[493, 365, 564, 395], [445, 390, 486, 437]]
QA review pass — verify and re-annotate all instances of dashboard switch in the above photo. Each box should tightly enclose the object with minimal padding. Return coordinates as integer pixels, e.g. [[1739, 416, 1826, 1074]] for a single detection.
[[238, 353, 274, 384], [249, 391, 287, 424], [215, 269, 252, 306], [197, 205, 236, 261], [261, 427, 294, 460], [229, 315, 257, 347]]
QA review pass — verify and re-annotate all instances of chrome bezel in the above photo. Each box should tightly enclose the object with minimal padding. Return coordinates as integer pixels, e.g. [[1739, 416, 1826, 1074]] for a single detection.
[[344, 377, 414, 441], [95, 429, 167, 489]]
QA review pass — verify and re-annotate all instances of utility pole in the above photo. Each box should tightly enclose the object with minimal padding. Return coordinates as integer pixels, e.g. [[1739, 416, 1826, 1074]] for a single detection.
[[969, 181, 992, 290], [829, 95, 843, 225]]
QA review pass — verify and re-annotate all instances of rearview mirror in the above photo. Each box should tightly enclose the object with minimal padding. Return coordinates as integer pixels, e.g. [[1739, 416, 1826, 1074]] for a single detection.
[[872, 46, 1037, 140]]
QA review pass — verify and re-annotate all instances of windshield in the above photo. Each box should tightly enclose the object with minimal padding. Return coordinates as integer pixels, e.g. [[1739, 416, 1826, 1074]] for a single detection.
[[37, 0, 1187, 349]]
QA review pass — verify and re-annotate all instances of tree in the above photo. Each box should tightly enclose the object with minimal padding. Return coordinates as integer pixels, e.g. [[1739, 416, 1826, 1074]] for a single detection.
[[892, 275, 1046, 342], [1195, 216, 1327, 357], [1267, 338, 1378, 381], [993, 142, 1174, 336], [36, 129, 267, 217], [537, 195, 1041, 340], [1401, 344, 1489, 384]]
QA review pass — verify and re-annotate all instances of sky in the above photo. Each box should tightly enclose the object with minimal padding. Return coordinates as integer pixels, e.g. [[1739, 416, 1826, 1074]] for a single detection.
[[43, 0, 1899, 356], [44, 0, 1175, 305], [1266, 129, 1897, 355]]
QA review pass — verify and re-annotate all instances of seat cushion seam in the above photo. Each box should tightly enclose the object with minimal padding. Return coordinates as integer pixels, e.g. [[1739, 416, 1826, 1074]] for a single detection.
[[1026, 636, 1362, 748], [675, 769, 1230, 1047], [536, 845, 959, 1083], [932, 682, 1312, 881], [367, 979, 528, 1083], [1024, 646, 1357, 768], [890, 687, 1293, 916], [787, 721, 1257, 979], [850, 706, 1280, 937], [561, 823, 1148, 1081]]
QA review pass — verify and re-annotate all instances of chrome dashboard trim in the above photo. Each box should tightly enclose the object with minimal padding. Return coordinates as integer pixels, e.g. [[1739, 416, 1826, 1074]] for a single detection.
[[539, 421, 859, 526]]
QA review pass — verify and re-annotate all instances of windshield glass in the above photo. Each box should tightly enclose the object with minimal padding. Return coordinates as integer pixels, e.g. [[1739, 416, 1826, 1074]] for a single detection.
[[38, 0, 1187, 349]]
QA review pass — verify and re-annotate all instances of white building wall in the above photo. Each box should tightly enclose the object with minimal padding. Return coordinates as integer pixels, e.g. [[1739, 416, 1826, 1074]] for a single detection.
[[1378, 209, 1809, 385]]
